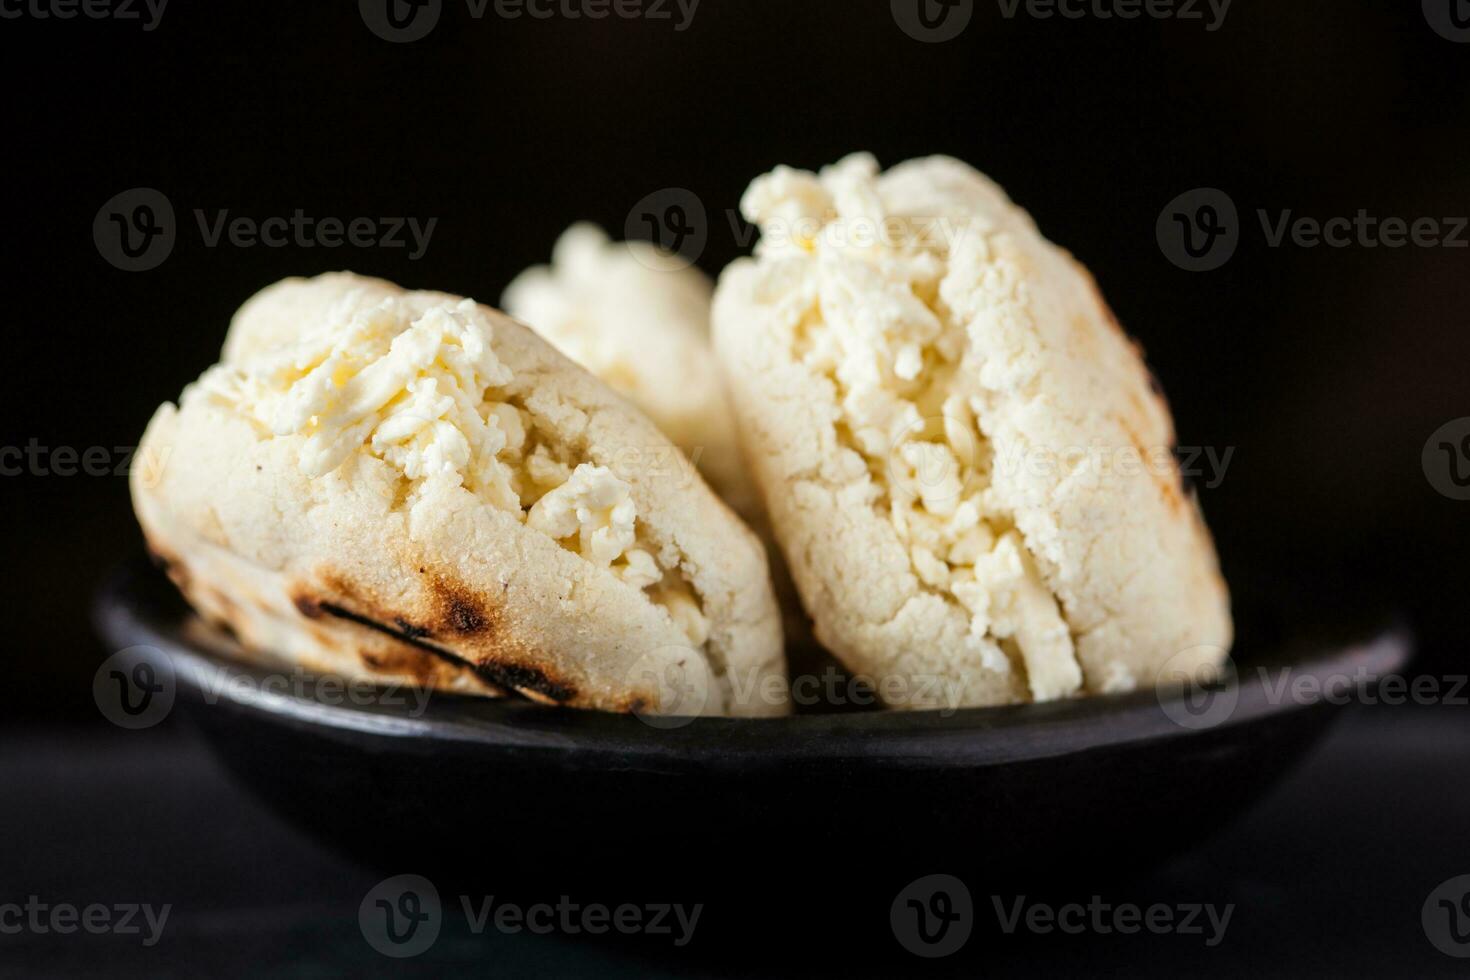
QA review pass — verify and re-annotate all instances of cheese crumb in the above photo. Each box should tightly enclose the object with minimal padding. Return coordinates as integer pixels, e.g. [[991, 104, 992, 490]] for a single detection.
[[743, 153, 1083, 701], [194, 291, 664, 593]]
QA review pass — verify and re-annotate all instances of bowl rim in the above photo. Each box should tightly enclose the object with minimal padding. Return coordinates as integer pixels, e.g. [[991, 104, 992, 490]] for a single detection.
[[93, 558, 1413, 769]]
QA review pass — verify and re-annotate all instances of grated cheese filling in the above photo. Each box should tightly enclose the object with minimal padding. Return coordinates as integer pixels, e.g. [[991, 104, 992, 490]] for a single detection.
[[743, 153, 1082, 700], [190, 290, 707, 643]]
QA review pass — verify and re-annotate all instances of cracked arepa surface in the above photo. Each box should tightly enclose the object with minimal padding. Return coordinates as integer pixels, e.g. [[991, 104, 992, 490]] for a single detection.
[[712, 153, 1231, 708], [501, 225, 816, 653], [502, 224, 758, 520], [134, 274, 786, 716]]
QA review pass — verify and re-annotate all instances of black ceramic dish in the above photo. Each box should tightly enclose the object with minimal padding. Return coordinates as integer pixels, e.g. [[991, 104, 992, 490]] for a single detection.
[[94, 558, 1409, 947]]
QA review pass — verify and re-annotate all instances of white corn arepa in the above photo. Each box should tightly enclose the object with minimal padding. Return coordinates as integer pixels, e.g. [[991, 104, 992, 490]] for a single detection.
[[133, 273, 786, 716], [501, 226, 819, 655], [502, 224, 757, 518], [712, 154, 1232, 709]]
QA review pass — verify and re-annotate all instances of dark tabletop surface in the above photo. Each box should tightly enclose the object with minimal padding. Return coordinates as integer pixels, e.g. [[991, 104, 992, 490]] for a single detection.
[[2, 703, 1468, 978]]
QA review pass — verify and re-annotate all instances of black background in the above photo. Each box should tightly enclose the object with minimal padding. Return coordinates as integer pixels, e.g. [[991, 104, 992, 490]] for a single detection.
[[1, 4, 1464, 721], [2, 2, 1469, 977]]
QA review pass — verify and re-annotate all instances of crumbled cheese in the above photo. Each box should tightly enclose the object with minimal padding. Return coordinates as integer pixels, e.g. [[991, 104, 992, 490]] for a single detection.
[[194, 291, 668, 594], [743, 153, 1083, 701], [500, 223, 728, 457], [528, 464, 636, 563]]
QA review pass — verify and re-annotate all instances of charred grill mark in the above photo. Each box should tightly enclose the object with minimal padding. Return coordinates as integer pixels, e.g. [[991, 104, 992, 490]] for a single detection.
[[447, 600, 485, 635], [292, 593, 324, 619], [312, 600, 573, 704], [318, 601, 468, 669], [476, 661, 575, 703], [393, 617, 432, 639], [425, 578, 492, 636]]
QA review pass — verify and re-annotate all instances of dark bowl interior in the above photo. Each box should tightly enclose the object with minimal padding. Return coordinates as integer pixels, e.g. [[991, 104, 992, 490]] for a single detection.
[[93, 558, 1410, 950]]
